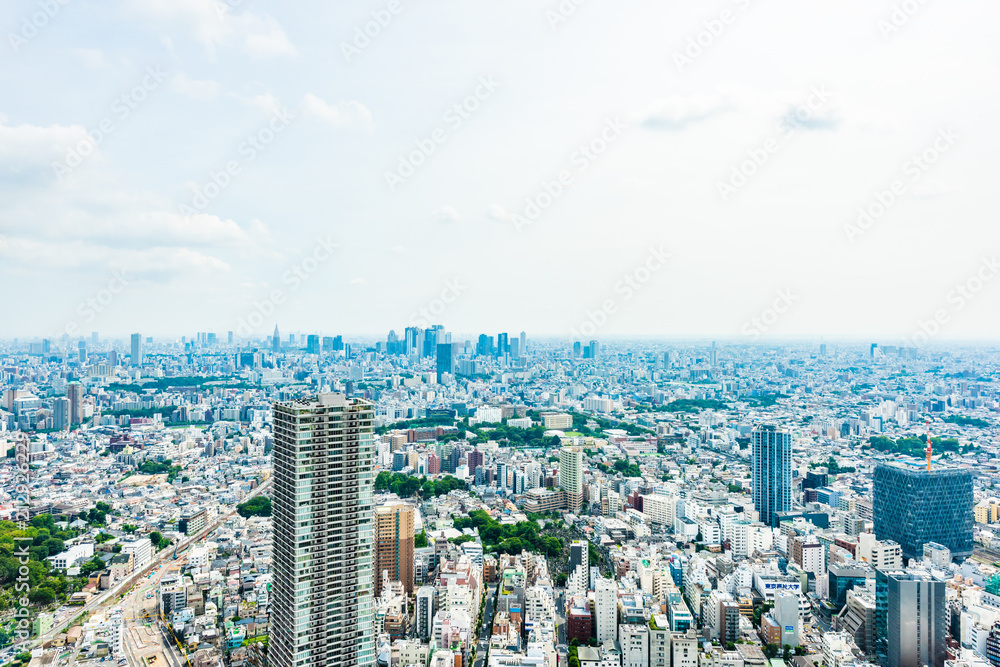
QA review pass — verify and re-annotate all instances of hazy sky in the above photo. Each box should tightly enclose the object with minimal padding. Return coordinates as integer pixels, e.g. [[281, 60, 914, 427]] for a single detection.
[[1, 0, 998, 343]]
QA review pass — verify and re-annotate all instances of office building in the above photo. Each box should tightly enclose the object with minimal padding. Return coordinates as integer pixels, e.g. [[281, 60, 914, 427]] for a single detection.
[[752, 425, 792, 527], [436, 342, 456, 383], [416, 586, 436, 640], [875, 569, 946, 667], [873, 461, 974, 560], [272, 325, 281, 353], [67, 382, 83, 425], [270, 393, 376, 667], [374, 503, 415, 597], [130, 333, 143, 366], [559, 446, 584, 513]]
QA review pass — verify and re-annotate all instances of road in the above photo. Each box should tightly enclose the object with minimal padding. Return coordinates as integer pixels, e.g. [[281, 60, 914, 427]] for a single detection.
[[472, 582, 499, 667], [29, 478, 271, 650], [121, 554, 182, 667]]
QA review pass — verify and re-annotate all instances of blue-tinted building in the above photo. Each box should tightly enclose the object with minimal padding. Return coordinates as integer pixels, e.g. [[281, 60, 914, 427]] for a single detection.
[[752, 425, 792, 527], [873, 461, 973, 560], [828, 563, 873, 610]]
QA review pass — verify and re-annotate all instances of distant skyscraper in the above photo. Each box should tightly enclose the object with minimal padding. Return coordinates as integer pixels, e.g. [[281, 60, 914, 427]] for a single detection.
[[875, 569, 946, 667], [559, 446, 584, 512], [572, 341, 581, 358], [67, 382, 83, 425], [306, 334, 320, 354], [519, 331, 526, 356], [270, 393, 375, 667], [228, 330, 234, 344], [374, 503, 415, 597], [130, 333, 143, 366], [271, 325, 280, 353], [52, 397, 70, 430], [436, 342, 456, 382], [873, 461, 973, 560], [77, 340, 87, 364], [496, 333, 509, 357], [476, 334, 493, 357], [752, 425, 792, 527]]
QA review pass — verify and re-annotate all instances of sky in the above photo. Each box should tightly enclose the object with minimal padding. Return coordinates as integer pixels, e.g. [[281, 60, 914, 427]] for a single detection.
[[1, 0, 998, 344]]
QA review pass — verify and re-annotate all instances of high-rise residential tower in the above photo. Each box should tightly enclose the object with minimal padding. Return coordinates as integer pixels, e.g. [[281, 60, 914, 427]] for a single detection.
[[374, 502, 415, 597], [559, 446, 584, 512], [873, 461, 973, 560], [67, 382, 83, 425], [130, 333, 143, 366], [595, 577, 618, 643], [270, 393, 376, 667], [752, 425, 792, 527]]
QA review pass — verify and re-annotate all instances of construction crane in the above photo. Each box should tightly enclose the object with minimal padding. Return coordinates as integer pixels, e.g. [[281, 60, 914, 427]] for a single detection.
[[925, 418, 933, 471]]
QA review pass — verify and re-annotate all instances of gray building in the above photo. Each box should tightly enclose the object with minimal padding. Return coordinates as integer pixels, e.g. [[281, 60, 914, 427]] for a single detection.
[[270, 393, 376, 667], [873, 461, 973, 560], [752, 425, 792, 527], [130, 332, 143, 366], [875, 569, 946, 667]]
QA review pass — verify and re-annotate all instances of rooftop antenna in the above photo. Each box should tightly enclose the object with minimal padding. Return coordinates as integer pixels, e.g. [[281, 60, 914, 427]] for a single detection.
[[925, 418, 933, 471]]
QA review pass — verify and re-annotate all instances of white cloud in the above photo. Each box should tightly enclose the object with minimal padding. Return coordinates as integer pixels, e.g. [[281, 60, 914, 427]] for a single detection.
[[171, 73, 220, 101], [125, 0, 296, 59], [242, 17, 297, 58], [433, 206, 461, 223], [302, 94, 374, 131], [0, 119, 91, 180], [486, 204, 510, 223]]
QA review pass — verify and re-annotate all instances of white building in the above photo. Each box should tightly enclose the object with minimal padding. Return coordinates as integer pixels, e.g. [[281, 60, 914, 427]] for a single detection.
[[51, 543, 94, 570], [619, 624, 649, 667], [121, 538, 152, 573], [595, 577, 618, 643]]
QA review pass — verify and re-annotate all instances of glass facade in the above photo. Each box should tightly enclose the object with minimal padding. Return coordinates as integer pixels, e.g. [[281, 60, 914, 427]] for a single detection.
[[873, 462, 973, 560], [752, 425, 792, 527], [874, 569, 946, 667]]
